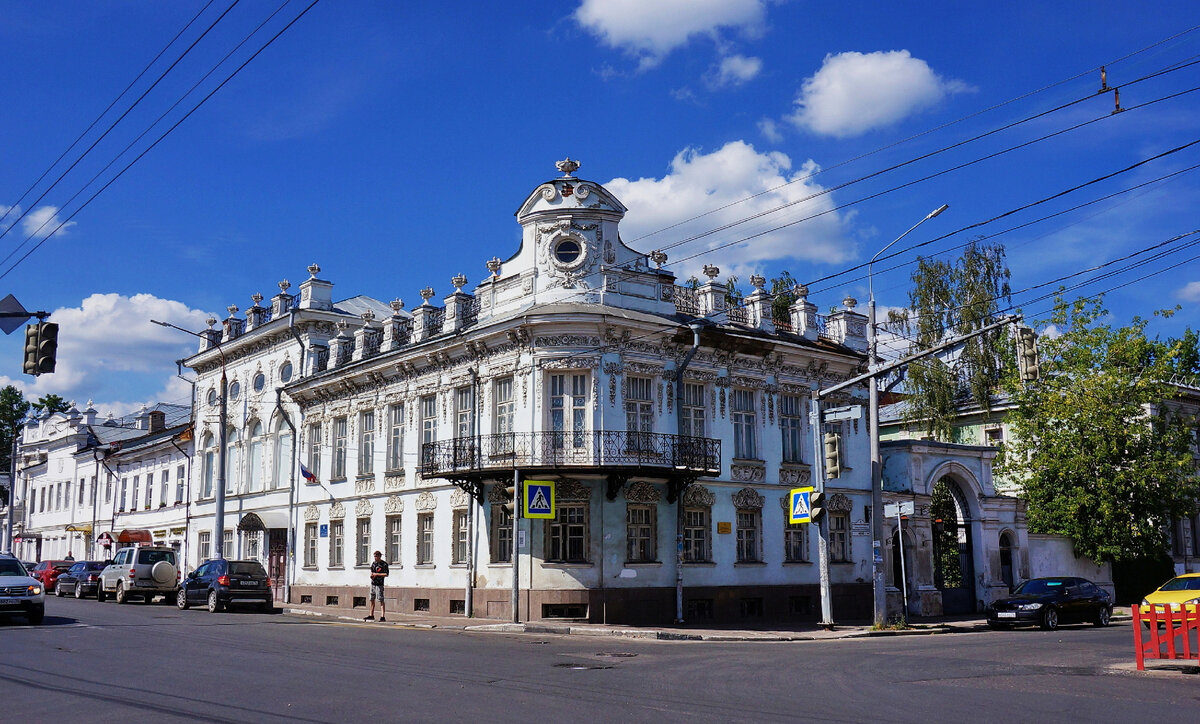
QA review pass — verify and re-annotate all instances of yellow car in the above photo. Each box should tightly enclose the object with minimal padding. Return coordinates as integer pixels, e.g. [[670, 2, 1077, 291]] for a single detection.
[[1140, 572, 1200, 619]]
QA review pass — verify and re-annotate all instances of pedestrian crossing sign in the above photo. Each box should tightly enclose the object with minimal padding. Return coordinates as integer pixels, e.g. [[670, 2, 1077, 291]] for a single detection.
[[524, 480, 555, 519], [789, 486, 814, 524]]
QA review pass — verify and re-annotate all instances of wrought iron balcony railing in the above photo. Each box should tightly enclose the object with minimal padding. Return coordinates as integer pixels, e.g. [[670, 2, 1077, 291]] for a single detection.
[[421, 431, 721, 478]]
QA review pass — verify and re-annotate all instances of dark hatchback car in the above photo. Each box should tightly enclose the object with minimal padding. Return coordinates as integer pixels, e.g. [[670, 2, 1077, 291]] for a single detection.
[[54, 561, 110, 598], [177, 559, 273, 613], [988, 576, 1113, 630]]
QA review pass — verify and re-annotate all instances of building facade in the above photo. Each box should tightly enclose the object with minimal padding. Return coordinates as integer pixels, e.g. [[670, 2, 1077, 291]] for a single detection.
[[183, 161, 878, 625]]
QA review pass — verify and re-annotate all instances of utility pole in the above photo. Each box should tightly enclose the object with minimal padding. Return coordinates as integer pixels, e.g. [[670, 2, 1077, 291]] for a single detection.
[[809, 388, 833, 629]]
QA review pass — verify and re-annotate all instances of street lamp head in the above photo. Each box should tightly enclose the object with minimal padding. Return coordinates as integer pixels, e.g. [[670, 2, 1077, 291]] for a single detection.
[[927, 204, 949, 219]]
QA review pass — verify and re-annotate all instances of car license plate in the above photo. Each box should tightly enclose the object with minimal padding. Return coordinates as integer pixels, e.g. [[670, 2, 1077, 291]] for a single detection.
[[239, 581, 258, 587], [0, 597, 18, 605], [998, 611, 1016, 618]]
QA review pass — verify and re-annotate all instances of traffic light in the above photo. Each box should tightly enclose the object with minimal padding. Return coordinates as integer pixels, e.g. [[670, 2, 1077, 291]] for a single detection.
[[1016, 326, 1039, 382], [809, 491, 826, 522], [36, 322, 58, 374], [500, 481, 517, 515], [823, 431, 841, 479], [22, 323, 39, 375]]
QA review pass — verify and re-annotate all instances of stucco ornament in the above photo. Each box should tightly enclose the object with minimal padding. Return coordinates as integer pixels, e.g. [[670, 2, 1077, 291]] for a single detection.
[[557, 479, 591, 501], [303, 504, 320, 522], [624, 481, 661, 503], [829, 493, 853, 513], [732, 487, 764, 510], [355, 498, 373, 517], [329, 501, 345, 519], [683, 485, 715, 507], [450, 488, 469, 509], [384, 495, 404, 513], [415, 491, 437, 511]]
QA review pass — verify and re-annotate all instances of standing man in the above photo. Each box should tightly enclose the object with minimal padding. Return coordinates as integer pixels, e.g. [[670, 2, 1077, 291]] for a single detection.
[[364, 550, 388, 622]]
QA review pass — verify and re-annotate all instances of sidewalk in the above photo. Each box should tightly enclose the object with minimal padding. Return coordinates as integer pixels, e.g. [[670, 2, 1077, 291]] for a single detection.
[[282, 602, 1132, 642]]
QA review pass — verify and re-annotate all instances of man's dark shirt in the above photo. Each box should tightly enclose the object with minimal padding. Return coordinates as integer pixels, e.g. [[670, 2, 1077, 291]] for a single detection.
[[370, 559, 389, 586]]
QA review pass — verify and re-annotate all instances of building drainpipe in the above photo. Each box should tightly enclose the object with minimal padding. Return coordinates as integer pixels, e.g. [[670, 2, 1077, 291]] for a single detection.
[[275, 388, 298, 604], [466, 367, 479, 618], [674, 323, 703, 625]]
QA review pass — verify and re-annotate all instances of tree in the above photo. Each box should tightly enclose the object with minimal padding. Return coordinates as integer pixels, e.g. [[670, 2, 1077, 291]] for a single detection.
[[0, 386, 30, 500], [889, 239, 1012, 440], [997, 296, 1200, 562], [769, 270, 799, 324], [31, 394, 69, 415]]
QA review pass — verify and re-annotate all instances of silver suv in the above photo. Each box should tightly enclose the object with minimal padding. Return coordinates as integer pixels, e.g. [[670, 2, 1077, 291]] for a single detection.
[[98, 546, 178, 604], [0, 555, 45, 624]]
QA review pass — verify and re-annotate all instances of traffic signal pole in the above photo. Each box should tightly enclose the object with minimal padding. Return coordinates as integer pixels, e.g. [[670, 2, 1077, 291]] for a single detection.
[[809, 388, 834, 629]]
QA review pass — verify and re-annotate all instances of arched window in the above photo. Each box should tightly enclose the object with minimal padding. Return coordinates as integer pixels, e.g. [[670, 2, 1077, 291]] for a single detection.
[[274, 420, 293, 489], [226, 428, 241, 494], [248, 421, 264, 492], [999, 531, 1015, 591], [201, 433, 215, 499]]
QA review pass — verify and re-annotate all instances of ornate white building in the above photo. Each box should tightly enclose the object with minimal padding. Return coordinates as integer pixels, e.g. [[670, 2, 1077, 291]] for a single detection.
[[182, 160, 877, 625]]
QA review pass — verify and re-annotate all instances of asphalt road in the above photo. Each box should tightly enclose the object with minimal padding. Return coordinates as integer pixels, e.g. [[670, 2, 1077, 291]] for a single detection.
[[1, 597, 1197, 722]]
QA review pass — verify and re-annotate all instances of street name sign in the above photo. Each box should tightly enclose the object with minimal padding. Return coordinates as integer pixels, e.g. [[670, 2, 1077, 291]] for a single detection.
[[523, 480, 555, 519], [884, 501, 915, 518], [789, 486, 815, 524], [823, 404, 862, 422]]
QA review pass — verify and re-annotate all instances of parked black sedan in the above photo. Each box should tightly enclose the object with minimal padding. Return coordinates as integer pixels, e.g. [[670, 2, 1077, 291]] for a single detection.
[[177, 559, 273, 613], [987, 576, 1113, 630], [54, 560, 111, 599]]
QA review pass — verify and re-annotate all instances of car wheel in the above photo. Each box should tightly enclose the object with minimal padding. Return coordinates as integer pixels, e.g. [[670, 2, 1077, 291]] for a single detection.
[[207, 590, 222, 614], [55, 584, 64, 597], [176, 588, 189, 610], [115, 582, 127, 605], [74, 584, 84, 599], [1040, 606, 1059, 631], [1094, 606, 1112, 627], [96, 585, 106, 602], [27, 607, 44, 625]]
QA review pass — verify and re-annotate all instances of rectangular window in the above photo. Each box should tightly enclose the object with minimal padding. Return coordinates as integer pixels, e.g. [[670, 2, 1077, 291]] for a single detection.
[[175, 465, 185, 505], [831, 512, 850, 563], [245, 530, 261, 560], [386, 404, 404, 471], [680, 382, 706, 438], [491, 506, 512, 563], [625, 377, 654, 451], [494, 377, 515, 435], [386, 515, 402, 565], [418, 513, 434, 565], [732, 389, 757, 459], [143, 474, 152, 509], [198, 531, 211, 561], [202, 450, 214, 498], [56, 482, 62, 510], [127, 477, 135, 511], [90, 476, 97, 506], [683, 508, 711, 562], [356, 518, 371, 566], [332, 417, 348, 479], [626, 504, 656, 563], [159, 471, 169, 507], [307, 423, 322, 480], [304, 523, 318, 567], [359, 411, 375, 476], [452, 509, 470, 565], [736, 510, 761, 563], [105, 474, 112, 504], [547, 503, 588, 563], [78, 478, 85, 506], [64, 481, 71, 510], [780, 394, 804, 463], [784, 513, 810, 562], [329, 520, 344, 568], [454, 387, 475, 467], [421, 396, 437, 467], [222, 529, 233, 559], [549, 373, 588, 449]]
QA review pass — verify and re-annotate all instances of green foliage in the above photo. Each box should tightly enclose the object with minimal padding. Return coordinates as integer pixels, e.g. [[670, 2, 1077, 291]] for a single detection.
[[0, 385, 30, 478], [770, 270, 799, 323], [998, 296, 1200, 562], [892, 239, 1011, 440], [930, 481, 964, 588], [31, 393, 69, 415], [723, 275, 743, 306]]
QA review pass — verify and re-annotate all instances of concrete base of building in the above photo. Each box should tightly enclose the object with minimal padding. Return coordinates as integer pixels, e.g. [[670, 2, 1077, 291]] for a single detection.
[[287, 583, 873, 626]]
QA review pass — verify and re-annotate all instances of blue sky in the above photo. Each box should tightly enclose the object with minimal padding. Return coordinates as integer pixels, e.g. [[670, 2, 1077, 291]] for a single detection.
[[1, 1, 1199, 414]]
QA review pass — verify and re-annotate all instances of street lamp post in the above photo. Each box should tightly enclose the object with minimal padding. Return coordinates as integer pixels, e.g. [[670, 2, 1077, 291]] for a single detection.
[[152, 319, 227, 560], [867, 203, 948, 628]]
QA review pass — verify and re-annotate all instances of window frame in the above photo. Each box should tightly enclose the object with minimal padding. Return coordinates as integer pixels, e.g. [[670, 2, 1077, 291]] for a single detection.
[[417, 512, 435, 565], [830, 512, 850, 563], [452, 509, 470, 565], [732, 388, 758, 459], [329, 519, 345, 568], [356, 517, 372, 567], [386, 404, 404, 472], [491, 506, 512, 563], [682, 506, 712, 563], [359, 410, 375, 476], [386, 515, 402, 565], [735, 509, 762, 563], [625, 504, 657, 563], [304, 523, 318, 568], [546, 502, 589, 564], [780, 394, 805, 464], [332, 416, 348, 480]]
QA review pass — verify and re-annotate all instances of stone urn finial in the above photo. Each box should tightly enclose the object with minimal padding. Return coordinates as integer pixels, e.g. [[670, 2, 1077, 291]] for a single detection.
[[451, 274, 467, 291], [793, 283, 809, 299], [307, 263, 321, 278], [336, 319, 350, 334], [556, 158, 580, 177], [206, 317, 217, 329], [251, 293, 263, 306], [650, 250, 667, 268], [703, 264, 720, 280], [486, 257, 502, 276], [750, 274, 766, 291], [843, 295, 858, 310], [226, 304, 239, 317], [419, 287, 435, 304], [361, 309, 376, 325], [390, 298, 405, 314], [278, 279, 291, 293]]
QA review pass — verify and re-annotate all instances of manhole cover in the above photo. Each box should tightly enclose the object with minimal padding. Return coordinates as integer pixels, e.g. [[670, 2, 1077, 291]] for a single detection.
[[553, 663, 614, 670], [595, 652, 638, 658]]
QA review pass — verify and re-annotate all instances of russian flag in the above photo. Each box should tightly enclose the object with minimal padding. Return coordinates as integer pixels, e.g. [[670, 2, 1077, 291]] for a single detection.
[[300, 462, 318, 484]]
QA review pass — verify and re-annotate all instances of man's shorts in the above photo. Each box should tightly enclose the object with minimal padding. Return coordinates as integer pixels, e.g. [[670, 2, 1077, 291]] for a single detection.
[[370, 583, 385, 602]]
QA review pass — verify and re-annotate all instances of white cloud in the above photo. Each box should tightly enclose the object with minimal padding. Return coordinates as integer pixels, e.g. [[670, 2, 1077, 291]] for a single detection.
[[1177, 280, 1200, 302], [604, 141, 853, 280], [789, 50, 970, 138], [3, 293, 214, 413], [0, 203, 75, 241], [574, 0, 765, 69], [757, 117, 783, 143], [707, 54, 762, 88]]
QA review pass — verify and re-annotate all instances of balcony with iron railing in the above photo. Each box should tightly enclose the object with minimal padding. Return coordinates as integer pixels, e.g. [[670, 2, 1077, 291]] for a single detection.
[[421, 431, 721, 479]]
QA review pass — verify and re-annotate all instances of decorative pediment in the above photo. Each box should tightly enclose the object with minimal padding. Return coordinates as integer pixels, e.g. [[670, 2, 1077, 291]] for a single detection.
[[355, 498, 373, 517], [557, 479, 591, 501], [624, 481, 661, 503], [384, 495, 404, 514], [732, 487, 764, 510], [415, 491, 437, 512], [682, 485, 715, 507], [329, 501, 345, 519], [303, 504, 320, 522], [829, 492, 853, 513], [450, 489, 469, 509]]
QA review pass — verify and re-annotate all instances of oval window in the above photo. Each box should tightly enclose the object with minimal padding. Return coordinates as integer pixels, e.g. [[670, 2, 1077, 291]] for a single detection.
[[229, 381, 241, 401], [207, 388, 217, 407], [280, 362, 293, 383], [554, 239, 581, 264], [253, 373, 265, 392]]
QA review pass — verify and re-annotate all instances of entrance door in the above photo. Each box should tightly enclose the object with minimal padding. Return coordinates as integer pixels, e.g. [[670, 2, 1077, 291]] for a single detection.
[[268, 529, 287, 601], [931, 478, 976, 615]]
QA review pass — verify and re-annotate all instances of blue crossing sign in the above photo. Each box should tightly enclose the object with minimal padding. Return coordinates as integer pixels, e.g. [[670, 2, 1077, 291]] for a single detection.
[[789, 486, 815, 525], [523, 480, 555, 519]]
